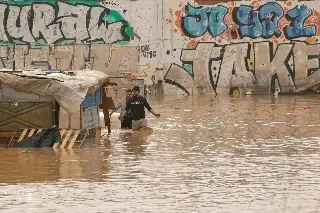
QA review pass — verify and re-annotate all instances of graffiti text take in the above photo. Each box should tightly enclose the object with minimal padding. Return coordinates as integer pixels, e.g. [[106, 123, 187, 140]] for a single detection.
[[165, 41, 320, 95], [182, 2, 317, 39], [0, 1, 130, 44]]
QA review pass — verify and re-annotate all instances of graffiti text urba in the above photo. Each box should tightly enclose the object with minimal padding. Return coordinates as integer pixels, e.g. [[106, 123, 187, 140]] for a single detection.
[[0, 1, 132, 45]]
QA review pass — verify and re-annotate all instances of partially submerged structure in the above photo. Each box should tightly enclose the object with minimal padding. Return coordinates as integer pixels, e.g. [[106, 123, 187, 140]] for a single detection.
[[0, 69, 108, 147]]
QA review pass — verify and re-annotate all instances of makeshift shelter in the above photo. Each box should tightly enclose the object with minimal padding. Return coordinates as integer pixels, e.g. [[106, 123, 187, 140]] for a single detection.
[[0, 69, 108, 147]]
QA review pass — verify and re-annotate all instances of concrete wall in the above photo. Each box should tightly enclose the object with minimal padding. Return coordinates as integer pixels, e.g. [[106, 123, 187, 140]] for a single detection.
[[161, 0, 320, 95], [1, 0, 319, 96]]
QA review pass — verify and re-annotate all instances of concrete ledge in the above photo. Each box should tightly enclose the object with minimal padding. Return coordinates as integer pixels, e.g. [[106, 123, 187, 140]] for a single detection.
[[278, 92, 320, 96]]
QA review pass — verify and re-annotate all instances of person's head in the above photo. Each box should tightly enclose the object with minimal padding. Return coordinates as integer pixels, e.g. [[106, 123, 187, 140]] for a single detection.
[[132, 86, 140, 96], [126, 89, 132, 99]]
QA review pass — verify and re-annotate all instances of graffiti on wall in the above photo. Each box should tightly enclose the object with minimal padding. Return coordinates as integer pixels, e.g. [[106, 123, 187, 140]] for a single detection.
[[0, 44, 139, 78], [164, 41, 320, 95], [140, 45, 156, 58], [182, 2, 317, 39], [172, 1, 320, 42], [0, 0, 133, 45], [0, 0, 140, 85], [166, 1, 320, 95], [182, 4, 228, 38], [234, 3, 316, 39]]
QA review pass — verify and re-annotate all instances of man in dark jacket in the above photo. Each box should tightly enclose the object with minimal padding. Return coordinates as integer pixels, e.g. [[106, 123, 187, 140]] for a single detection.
[[121, 86, 160, 130]]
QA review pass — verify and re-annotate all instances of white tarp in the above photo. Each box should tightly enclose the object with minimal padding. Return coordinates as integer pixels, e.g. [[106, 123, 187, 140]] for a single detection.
[[0, 69, 108, 113]]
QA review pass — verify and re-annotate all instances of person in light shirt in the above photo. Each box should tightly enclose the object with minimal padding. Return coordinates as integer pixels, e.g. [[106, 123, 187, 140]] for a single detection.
[[110, 89, 133, 129], [120, 86, 160, 131]]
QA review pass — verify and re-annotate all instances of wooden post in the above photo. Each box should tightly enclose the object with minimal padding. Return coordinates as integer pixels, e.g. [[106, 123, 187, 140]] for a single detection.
[[13, 44, 15, 72], [95, 127, 101, 144]]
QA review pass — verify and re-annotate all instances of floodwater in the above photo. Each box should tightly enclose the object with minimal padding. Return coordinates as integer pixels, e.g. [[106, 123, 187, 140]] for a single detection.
[[1, 95, 320, 213]]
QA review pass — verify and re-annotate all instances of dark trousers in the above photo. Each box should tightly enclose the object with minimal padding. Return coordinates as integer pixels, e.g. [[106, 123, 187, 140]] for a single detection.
[[121, 116, 132, 129]]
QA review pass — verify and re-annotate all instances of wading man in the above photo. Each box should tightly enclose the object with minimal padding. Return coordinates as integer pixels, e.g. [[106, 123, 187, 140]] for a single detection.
[[121, 86, 160, 131], [100, 78, 117, 134], [110, 89, 133, 129]]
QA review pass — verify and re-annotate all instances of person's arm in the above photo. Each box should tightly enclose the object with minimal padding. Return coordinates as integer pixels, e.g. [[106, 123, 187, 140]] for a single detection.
[[120, 100, 130, 119], [144, 98, 160, 118], [110, 103, 121, 116]]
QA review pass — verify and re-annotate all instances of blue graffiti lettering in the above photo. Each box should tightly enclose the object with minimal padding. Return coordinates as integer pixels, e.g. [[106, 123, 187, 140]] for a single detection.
[[284, 5, 316, 39], [182, 3, 317, 40], [208, 6, 228, 37], [182, 4, 210, 37], [259, 2, 284, 38], [235, 5, 262, 38], [182, 3, 227, 38]]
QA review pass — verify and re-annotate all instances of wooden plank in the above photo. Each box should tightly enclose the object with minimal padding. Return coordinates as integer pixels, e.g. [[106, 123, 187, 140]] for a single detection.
[[80, 109, 82, 130], [18, 129, 28, 142], [0, 102, 53, 132], [68, 130, 81, 149], [59, 107, 81, 130], [60, 129, 66, 137], [52, 141, 60, 148], [6, 129, 18, 147], [53, 129, 66, 148], [28, 129, 35, 137], [79, 130, 89, 148], [60, 130, 73, 148], [59, 108, 70, 129], [0, 132, 14, 138], [71, 111, 81, 130], [95, 127, 101, 144]]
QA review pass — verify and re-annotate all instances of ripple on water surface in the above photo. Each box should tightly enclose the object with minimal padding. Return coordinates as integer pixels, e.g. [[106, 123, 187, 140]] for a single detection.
[[0, 96, 320, 213]]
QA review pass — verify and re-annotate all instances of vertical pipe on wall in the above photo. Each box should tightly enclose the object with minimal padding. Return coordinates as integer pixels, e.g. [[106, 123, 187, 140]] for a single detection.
[[156, 0, 164, 72], [156, 0, 158, 76], [161, 0, 164, 77], [12, 44, 15, 72], [171, 11, 174, 57]]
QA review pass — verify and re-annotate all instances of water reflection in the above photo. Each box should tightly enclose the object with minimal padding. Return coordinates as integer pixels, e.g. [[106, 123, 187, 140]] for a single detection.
[[0, 148, 109, 183], [0, 149, 60, 183], [0, 95, 320, 213], [121, 132, 149, 156]]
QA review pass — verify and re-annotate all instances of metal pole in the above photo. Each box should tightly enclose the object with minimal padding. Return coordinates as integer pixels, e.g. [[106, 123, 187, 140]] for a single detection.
[[13, 44, 15, 72]]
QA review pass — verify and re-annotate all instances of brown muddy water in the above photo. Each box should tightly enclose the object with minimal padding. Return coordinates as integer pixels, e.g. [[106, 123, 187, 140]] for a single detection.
[[0, 95, 320, 213]]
